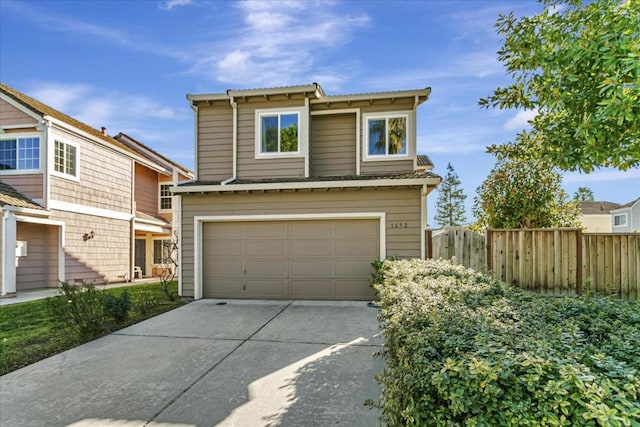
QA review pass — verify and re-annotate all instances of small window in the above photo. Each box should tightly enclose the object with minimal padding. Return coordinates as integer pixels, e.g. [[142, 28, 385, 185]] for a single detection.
[[153, 239, 173, 264], [613, 213, 628, 227], [365, 114, 408, 158], [0, 137, 40, 171], [257, 111, 300, 155], [54, 140, 78, 178], [159, 184, 172, 210]]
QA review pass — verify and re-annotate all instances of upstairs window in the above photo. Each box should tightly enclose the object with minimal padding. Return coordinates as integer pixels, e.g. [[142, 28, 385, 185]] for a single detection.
[[159, 184, 172, 211], [54, 139, 79, 179], [365, 114, 408, 158], [613, 213, 628, 227], [0, 137, 40, 171], [255, 106, 307, 158]]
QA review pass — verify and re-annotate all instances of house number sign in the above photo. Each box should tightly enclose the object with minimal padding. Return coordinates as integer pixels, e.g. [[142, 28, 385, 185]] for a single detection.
[[390, 222, 408, 228]]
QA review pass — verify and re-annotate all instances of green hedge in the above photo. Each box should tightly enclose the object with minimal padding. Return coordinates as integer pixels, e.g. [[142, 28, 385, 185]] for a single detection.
[[373, 259, 640, 426]]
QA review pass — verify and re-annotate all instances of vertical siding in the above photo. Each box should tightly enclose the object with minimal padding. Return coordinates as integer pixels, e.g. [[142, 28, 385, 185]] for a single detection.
[[236, 98, 306, 180], [0, 99, 38, 126], [49, 128, 132, 213], [310, 113, 356, 177], [52, 210, 131, 284], [135, 163, 158, 214], [197, 105, 233, 182], [180, 187, 422, 297], [16, 223, 57, 289], [0, 174, 44, 201]]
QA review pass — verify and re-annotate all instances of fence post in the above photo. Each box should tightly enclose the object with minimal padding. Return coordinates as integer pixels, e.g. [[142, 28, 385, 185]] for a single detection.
[[576, 228, 583, 295], [425, 229, 433, 259], [486, 229, 493, 273]]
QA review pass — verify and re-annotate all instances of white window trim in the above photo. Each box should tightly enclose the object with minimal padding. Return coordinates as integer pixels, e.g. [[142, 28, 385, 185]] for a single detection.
[[158, 182, 173, 212], [0, 132, 43, 174], [613, 212, 628, 227], [254, 106, 307, 159], [51, 137, 80, 182], [362, 111, 411, 161]]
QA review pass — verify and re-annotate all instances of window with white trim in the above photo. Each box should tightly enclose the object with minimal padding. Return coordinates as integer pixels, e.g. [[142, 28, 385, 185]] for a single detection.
[[0, 136, 40, 171], [613, 213, 628, 227], [54, 139, 78, 178], [159, 184, 172, 210], [153, 239, 173, 264], [364, 113, 409, 158], [255, 107, 305, 157]]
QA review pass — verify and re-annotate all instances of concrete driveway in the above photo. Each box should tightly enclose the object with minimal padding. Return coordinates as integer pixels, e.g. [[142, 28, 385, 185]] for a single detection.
[[0, 300, 384, 426]]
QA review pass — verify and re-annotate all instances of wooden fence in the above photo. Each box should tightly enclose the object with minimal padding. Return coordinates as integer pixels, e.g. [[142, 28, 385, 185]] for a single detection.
[[425, 227, 639, 301]]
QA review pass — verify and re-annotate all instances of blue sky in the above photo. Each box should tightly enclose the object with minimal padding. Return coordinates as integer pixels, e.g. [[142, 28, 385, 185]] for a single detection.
[[1, 0, 638, 226]]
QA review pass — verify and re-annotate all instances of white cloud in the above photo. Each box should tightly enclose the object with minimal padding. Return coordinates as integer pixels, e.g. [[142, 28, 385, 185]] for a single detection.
[[504, 109, 537, 130], [159, 0, 193, 11], [563, 169, 640, 184]]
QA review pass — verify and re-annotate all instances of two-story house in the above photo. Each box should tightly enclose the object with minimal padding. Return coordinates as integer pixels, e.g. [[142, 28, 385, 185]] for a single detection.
[[578, 201, 620, 232], [611, 197, 640, 233], [174, 83, 441, 301], [0, 83, 191, 297]]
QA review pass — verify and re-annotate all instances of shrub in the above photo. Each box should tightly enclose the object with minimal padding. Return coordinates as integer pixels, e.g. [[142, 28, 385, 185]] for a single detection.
[[103, 290, 131, 323], [373, 259, 640, 426], [133, 292, 158, 315], [48, 282, 109, 339]]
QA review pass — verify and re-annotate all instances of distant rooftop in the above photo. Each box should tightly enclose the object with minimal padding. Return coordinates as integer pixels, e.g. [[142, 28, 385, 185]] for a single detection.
[[579, 201, 619, 215]]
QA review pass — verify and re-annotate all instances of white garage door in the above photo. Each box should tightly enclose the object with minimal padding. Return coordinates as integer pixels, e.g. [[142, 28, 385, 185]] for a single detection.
[[202, 219, 379, 300]]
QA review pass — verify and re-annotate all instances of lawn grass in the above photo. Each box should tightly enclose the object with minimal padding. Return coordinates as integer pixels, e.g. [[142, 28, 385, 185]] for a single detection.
[[0, 281, 184, 376]]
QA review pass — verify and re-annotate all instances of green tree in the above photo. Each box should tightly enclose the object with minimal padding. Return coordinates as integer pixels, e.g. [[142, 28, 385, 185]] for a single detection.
[[434, 163, 467, 227], [573, 186, 595, 201], [371, 117, 407, 154], [280, 123, 298, 152], [473, 157, 580, 229], [480, 0, 640, 172]]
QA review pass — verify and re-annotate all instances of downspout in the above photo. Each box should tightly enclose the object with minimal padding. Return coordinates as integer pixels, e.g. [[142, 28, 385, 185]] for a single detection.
[[222, 95, 237, 186], [420, 184, 428, 260]]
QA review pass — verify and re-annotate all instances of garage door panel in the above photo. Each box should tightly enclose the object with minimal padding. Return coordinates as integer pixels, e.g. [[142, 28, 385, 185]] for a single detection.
[[335, 239, 378, 257], [245, 279, 287, 297], [290, 221, 335, 238], [206, 261, 243, 276], [245, 240, 286, 257], [205, 223, 243, 238], [291, 279, 332, 297], [203, 240, 242, 257], [335, 221, 378, 237], [245, 260, 287, 277], [335, 279, 373, 299], [203, 278, 243, 297], [290, 260, 334, 277], [246, 222, 286, 238], [336, 260, 375, 277], [290, 240, 332, 257]]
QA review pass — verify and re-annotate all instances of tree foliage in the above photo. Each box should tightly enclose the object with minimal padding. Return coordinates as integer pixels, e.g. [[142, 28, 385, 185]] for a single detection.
[[473, 157, 580, 228], [480, 0, 640, 172], [573, 186, 595, 201], [434, 163, 467, 227]]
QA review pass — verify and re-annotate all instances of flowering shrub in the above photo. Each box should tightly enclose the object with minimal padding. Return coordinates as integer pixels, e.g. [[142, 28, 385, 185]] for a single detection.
[[373, 259, 640, 426]]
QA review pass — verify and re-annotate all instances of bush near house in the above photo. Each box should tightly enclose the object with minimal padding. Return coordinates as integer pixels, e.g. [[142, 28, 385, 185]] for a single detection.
[[372, 259, 640, 426]]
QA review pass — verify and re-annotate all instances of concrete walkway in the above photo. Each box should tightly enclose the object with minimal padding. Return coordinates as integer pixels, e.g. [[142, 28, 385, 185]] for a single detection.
[[0, 299, 383, 426]]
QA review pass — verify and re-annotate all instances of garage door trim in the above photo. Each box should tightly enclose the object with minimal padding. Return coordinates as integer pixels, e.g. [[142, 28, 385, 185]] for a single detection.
[[193, 212, 386, 300]]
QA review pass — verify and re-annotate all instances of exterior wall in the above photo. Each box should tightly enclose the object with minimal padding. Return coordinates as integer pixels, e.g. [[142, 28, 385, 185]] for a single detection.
[[52, 210, 131, 284], [612, 205, 640, 233], [236, 97, 306, 180], [15, 222, 58, 289], [580, 214, 613, 233], [0, 174, 44, 202], [0, 99, 37, 126], [49, 127, 132, 213], [180, 186, 422, 297], [310, 113, 356, 177], [135, 163, 157, 214], [197, 105, 233, 182], [0, 219, 3, 287]]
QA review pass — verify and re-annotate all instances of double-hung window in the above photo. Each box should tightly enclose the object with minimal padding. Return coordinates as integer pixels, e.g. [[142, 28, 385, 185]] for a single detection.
[[255, 107, 306, 157], [364, 113, 409, 158], [0, 136, 40, 171], [54, 139, 79, 179], [613, 213, 628, 227], [159, 184, 172, 211]]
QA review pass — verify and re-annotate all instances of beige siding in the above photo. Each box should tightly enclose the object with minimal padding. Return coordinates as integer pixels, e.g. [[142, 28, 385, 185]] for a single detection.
[[135, 163, 158, 214], [52, 210, 131, 284], [180, 187, 422, 297], [16, 223, 58, 289], [49, 127, 132, 213], [310, 113, 356, 177], [197, 105, 233, 182], [236, 98, 306, 180], [361, 159, 415, 175], [0, 221, 3, 286], [0, 174, 44, 201], [580, 214, 613, 233], [0, 99, 38, 127]]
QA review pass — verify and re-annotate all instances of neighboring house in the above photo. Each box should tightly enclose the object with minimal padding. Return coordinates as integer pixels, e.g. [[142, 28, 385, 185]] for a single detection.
[[578, 201, 619, 233], [610, 197, 640, 233], [0, 83, 192, 297], [173, 83, 442, 301]]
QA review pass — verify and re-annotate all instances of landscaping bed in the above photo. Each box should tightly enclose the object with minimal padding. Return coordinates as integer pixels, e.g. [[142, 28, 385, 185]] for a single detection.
[[372, 258, 640, 426], [0, 281, 183, 376]]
